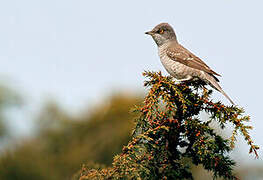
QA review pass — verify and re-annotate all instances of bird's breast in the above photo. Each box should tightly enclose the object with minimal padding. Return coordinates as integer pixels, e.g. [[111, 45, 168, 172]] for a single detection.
[[158, 45, 190, 80]]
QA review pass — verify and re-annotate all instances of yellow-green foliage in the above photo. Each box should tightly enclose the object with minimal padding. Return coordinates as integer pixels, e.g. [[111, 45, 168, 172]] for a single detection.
[[78, 71, 258, 180]]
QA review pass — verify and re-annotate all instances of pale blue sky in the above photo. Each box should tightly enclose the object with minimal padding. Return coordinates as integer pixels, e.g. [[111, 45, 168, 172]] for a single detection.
[[0, 0, 263, 163]]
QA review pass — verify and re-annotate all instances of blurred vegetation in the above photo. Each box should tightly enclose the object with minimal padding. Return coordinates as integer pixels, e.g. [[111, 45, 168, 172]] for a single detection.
[[0, 77, 261, 179], [0, 93, 142, 180], [0, 85, 22, 139]]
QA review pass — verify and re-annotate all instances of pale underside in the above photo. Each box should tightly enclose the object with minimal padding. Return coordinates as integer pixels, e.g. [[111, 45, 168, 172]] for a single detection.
[[158, 42, 208, 82]]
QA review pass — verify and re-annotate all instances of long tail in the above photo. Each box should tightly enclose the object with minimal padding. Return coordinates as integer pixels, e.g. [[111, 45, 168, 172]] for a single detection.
[[205, 74, 235, 105]]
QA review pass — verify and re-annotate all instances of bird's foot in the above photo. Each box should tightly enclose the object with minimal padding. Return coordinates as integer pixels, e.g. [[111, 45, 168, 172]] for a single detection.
[[176, 76, 193, 83]]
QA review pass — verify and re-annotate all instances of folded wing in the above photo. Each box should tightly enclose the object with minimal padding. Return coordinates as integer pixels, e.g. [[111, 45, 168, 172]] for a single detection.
[[166, 43, 221, 81]]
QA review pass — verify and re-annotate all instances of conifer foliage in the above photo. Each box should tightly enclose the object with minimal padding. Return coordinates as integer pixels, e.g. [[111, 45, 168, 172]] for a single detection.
[[78, 71, 259, 180]]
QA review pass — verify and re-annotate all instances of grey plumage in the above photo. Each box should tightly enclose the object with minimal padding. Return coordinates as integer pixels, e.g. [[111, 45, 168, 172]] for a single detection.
[[146, 23, 234, 105]]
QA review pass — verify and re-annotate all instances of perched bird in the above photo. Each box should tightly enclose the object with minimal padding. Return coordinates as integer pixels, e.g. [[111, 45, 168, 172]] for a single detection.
[[145, 23, 234, 104]]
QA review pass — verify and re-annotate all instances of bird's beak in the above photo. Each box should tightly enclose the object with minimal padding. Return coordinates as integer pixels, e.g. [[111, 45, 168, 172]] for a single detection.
[[145, 31, 154, 35]]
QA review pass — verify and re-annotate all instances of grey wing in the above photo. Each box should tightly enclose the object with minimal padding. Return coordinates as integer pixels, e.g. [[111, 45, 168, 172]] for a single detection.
[[166, 43, 221, 80]]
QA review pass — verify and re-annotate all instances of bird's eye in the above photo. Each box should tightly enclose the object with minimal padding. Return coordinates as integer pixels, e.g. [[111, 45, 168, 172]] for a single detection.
[[159, 29, 164, 34]]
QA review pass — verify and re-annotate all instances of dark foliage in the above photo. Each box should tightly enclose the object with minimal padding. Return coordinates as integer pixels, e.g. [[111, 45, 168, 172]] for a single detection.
[[78, 71, 259, 180]]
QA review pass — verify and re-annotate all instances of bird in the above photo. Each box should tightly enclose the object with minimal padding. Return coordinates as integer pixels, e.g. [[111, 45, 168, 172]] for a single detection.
[[145, 23, 234, 105]]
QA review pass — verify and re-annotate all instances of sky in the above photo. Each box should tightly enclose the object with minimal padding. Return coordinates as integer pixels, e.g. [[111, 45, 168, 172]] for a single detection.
[[0, 0, 263, 164]]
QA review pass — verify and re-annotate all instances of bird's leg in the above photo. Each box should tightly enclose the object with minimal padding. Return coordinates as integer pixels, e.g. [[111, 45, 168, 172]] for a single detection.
[[176, 75, 192, 83], [202, 86, 208, 93]]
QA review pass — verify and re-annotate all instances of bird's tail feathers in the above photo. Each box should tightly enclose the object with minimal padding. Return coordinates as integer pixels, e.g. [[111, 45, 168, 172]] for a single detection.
[[218, 88, 235, 105], [205, 74, 235, 105]]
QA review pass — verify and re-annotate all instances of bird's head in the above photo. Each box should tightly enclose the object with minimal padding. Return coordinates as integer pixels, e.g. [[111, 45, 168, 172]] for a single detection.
[[145, 23, 177, 47]]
